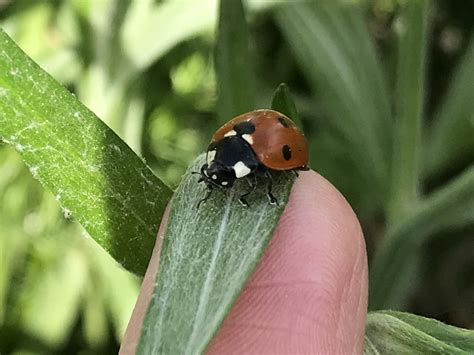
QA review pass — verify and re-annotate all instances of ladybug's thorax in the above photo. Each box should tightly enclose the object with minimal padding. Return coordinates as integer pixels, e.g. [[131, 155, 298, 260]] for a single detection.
[[200, 135, 260, 189]]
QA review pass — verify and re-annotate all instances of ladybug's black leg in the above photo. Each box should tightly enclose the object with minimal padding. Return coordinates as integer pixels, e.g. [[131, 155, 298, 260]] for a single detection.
[[264, 170, 278, 205], [292, 166, 310, 178], [191, 171, 204, 182], [193, 163, 209, 183], [197, 189, 213, 209], [238, 174, 257, 207]]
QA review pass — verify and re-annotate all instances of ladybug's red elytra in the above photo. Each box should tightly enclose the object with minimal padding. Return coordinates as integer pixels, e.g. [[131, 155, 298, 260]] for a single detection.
[[197, 109, 309, 207]]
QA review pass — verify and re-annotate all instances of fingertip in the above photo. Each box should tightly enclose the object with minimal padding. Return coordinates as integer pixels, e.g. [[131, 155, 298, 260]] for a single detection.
[[208, 171, 368, 353]]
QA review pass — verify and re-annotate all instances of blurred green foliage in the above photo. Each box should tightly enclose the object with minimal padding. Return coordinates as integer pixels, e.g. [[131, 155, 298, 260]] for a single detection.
[[0, 0, 473, 353]]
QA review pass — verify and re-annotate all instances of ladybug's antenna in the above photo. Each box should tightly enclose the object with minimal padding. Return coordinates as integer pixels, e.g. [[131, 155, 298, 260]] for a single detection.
[[197, 189, 213, 208]]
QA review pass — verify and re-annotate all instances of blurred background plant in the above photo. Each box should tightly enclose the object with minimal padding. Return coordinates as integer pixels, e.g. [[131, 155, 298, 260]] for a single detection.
[[0, 0, 473, 353]]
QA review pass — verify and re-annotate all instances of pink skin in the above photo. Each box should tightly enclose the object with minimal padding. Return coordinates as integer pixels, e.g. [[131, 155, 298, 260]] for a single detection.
[[120, 171, 368, 354]]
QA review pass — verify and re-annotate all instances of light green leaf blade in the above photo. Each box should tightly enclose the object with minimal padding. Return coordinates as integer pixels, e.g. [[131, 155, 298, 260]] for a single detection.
[[275, 1, 392, 209], [369, 166, 474, 310], [271, 83, 302, 128], [388, 0, 430, 224], [122, 0, 217, 74], [88, 237, 140, 340], [425, 35, 474, 178], [0, 29, 172, 275], [83, 285, 108, 348], [215, 0, 255, 124], [15, 247, 88, 347], [364, 311, 474, 354], [137, 154, 296, 354], [0, 221, 29, 323]]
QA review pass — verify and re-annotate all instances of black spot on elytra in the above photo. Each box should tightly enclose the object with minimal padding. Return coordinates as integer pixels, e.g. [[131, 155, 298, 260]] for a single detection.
[[234, 121, 256, 135], [278, 116, 290, 128], [282, 145, 292, 160]]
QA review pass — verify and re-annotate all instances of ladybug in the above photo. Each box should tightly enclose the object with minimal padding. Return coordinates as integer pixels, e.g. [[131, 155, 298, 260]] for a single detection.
[[197, 109, 309, 207]]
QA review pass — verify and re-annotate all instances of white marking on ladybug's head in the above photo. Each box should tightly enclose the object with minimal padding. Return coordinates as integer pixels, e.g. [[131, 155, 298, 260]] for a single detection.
[[211, 174, 217, 180], [242, 134, 253, 145], [224, 130, 237, 137], [207, 149, 216, 164], [221, 181, 228, 186], [233, 161, 251, 178]]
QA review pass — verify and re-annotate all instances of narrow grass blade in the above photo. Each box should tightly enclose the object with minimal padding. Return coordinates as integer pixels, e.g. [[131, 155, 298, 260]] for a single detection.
[[215, 0, 255, 124], [271, 83, 302, 128], [275, 1, 391, 209], [369, 166, 474, 310], [364, 311, 474, 354], [424, 35, 474, 178], [137, 155, 296, 354], [388, 0, 430, 223], [0, 30, 172, 275]]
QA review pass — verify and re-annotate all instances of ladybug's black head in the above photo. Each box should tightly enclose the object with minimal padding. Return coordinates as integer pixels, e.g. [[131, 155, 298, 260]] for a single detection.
[[199, 161, 236, 189]]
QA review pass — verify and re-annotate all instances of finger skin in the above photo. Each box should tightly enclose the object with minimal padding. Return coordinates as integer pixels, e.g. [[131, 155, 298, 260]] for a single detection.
[[120, 171, 368, 354]]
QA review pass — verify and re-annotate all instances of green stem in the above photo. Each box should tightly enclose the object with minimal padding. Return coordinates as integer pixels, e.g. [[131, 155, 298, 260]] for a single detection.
[[388, 0, 430, 224], [370, 165, 474, 310], [215, 0, 255, 123]]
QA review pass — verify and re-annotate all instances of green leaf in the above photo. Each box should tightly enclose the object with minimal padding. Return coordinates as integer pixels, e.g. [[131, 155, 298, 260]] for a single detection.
[[215, 0, 255, 124], [0, 29, 172, 275], [388, 0, 430, 224], [76, 0, 129, 75], [138, 154, 296, 353], [0, 223, 29, 323], [369, 166, 474, 310], [424, 35, 474, 178], [122, 0, 217, 74], [271, 83, 302, 128], [87, 238, 140, 340], [275, 1, 392, 209], [83, 283, 108, 348], [364, 311, 474, 354], [15, 248, 88, 347]]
